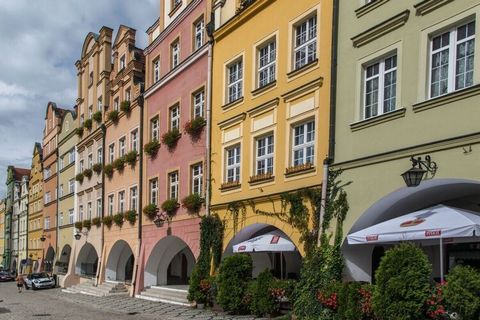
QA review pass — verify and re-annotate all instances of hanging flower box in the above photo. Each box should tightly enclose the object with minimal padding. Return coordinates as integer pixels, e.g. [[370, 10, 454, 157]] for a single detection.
[[92, 111, 102, 123], [113, 157, 126, 171], [220, 180, 240, 190], [113, 213, 124, 227], [161, 129, 181, 151], [124, 210, 137, 225], [181, 193, 204, 215], [76, 127, 84, 137], [74, 221, 83, 230], [75, 173, 84, 184], [102, 215, 113, 228], [108, 110, 119, 123], [285, 162, 314, 175], [82, 219, 92, 230], [124, 150, 138, 166], [83, 119, 92, 130], [161, 199, 179, 217], [143, 203, 159, 220], [184, 117, 206, 138], [92, 217, 101, 227], [83, 168, 93, 179], [249, 172, 273, 183], [92, 163, 102, 174], [120, 101, 131, 114], [144, 140, 160, 157], [103, 164, 114, 178]]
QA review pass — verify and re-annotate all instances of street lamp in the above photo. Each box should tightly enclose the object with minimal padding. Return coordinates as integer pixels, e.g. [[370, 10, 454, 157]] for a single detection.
[[40, 235, 46, 242], [74, 230, 88, 241], [401, 155, 438, 187]]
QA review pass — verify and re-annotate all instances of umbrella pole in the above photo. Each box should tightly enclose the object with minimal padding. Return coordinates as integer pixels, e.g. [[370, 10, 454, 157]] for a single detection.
[[440, 237, 444, 283], [280, 252, 283, 280]]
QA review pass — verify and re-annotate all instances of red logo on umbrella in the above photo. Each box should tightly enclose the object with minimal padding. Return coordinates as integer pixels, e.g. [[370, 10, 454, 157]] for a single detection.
[[238, 245, 246, 251], [270, 235, 280, 244], [400, 217, 426, 228], [366, 235, 378, 241]]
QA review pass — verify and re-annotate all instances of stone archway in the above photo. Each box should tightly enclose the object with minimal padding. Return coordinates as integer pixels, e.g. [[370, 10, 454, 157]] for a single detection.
[[57, 245, 71, 275], [105, 240, 134, 282], [75, 243, 98, 277], [144, 236, 196, 287], [224, 223, 303, 279], [45, 246, 55, 272]]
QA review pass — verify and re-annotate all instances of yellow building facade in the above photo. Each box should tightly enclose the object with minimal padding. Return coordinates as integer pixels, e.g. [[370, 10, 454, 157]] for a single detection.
[[28, 143, 44, 271], [0, 199, 5, 267], [210, 0, 332, 277]]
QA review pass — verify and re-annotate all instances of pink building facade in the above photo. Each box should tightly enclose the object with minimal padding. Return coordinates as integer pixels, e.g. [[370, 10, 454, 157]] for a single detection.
[[136, 0, 210, 294]]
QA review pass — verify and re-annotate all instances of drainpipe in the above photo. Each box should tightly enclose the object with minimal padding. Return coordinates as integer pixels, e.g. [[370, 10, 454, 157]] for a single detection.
[[97, 124, 106, 287], [55, 148, 60, 278], [205, 15, 214, 216], [318, 157, 330, 246]]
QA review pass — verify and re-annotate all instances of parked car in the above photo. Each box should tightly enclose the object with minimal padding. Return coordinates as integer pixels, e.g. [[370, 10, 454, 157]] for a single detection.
[[24, 272, 55, 290], [0, 272, 14, 282]]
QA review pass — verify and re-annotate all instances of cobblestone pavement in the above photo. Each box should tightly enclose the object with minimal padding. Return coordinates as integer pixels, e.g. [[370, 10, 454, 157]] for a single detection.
[[0, 282, 262, 319]]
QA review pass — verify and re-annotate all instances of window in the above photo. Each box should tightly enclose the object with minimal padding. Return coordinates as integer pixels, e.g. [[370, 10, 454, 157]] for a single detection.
[[88, 105, 93, 119], [89, 72, 93, 86], [69, 209, 74, 224], [173, 0, 181, 8], [226, 145, 241, 182], [258, 41, 276, 88], [44, 167, 51, 179], [96, 198, 102, 217], [87, 202, 92, 219], [191, 163, 203, 195], [69, 179, 75, 193], [79, 205, 84, 221], [151, 117, 159, 141], [150, 179, 158, 205], [45, 192, 51, 204], [59, 157, 64, 171], [170, 105, 180, 130], [193, 90, 204, 119], [119, 54, 126, 70], [125, 88, 131, 102], [79, 160, 84, 172], [98, 97, 103, 112], [109, 143, 115, 164], [108, 195, 114, 216], [153, 59, 160, 83], [256, 134, 274, 175], [363, 55, 397, 119], [430, 21, 475, 98], [80, 114, 85, 126], [171, 40, 180, 69], [227, 59, 243, 103], [169, 171, 179, 200], [119, 137, 126, 157], [44, 217, 50, 230], [130, 186, 138, 211], [69, 149, 75, 163], [59, 184, 64, 198], [194, 19, 204, 50], [97, 147, 103, 164], [294, 15, 317, 69], [87, 153, 93, 169], [292, 121, 315, 166], [114, 98, 119, 111], [118, 191, 125, 213], [131, 129, 138, 152]]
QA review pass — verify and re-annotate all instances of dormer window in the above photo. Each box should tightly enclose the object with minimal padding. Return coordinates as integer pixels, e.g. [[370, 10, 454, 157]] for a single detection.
[[119, 55, 126, 70]]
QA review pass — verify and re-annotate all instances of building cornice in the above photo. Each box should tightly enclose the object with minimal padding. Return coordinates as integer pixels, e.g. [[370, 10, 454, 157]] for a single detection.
[[414, 0, 454, 16]]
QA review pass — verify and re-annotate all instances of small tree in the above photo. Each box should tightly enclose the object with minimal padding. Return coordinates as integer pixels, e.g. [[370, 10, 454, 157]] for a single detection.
[[372, 243, 432, 320], [444, 265, 480, 319]]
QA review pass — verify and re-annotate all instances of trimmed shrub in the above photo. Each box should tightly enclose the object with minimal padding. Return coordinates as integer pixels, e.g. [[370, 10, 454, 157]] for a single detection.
[[372, 243, 432, 320], [108, 110, 119, 123], [83, 168, 92, 179], [82, 219, 92, 230], [92, 217, 101, 227], [181, 193, 203, 215], [75, 173, 84, 183], [103, 164, 114, 178], [161, 129, 181, 150], [74, 221, 83, 230], [161, 199, 179, 217], [92, 111, 102, 123], [144, 140, 160, 157], [120, 100, 131, 114], [113, 213, 124, 227], [84, 118, 92, 130], [113, 157, 125, 171], [124, 150, 138, 166], [217, 254, 253, 314], [102, 215, 113, 228], [76, 127, 84, 137], [444, 265, 480, 319], [249, 269, 276, 317], [184, 117, 206, 138], [143, 204, 158, 220], [92, 163, 102, 174], [124, 210, 137, 224]]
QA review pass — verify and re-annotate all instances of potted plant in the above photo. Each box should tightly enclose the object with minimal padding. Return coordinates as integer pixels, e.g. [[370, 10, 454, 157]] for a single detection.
[[184, 117, 206, 138], [92, 111, 102, 123], [83, 168, 93, 179], [75, 172, 84, 184], [161, 199, 179, 218], [124, 150, 138, 166], [103, 164, 114, 178], [182, 193, 204, 215], [144, 140, 160, 157], [102, 215, 113, 228], [108, 110, 119, 123], [83, 219, 92, 230], [76, 127, 84, 137], [113, 213, 124, 227], [161, 128, 181, 151], [84, 118, 92, 130], [74, 221, 83, 230], [113, 157, 125, 171], [143, 203, 158, 220], [124, 210, 137, 225], [120, 101, 131, 114], [92, 163, 102, 175], [92, 217, 101, 228]]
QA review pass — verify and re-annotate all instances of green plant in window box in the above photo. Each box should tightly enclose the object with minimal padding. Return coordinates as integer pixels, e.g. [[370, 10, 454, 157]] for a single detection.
[[113, 157, 125, 171], [161, 199, 179, 217], [76, 127, 84, 137], [92, 163, 102, 174], [74, 221, 83, 230], [184, 117, 206, 138], [124, 210, 137, 224], [181, 193, 204, 215], [92, 217, 101, 228], [108, 110, 119, 123], [92, 111, 102, 123], [113, 213, 124, 227], [143, 204, 158, 220], [102, 215, 113, 228], [75, 173, 84, 184], [103, 164, 114, 178], [120, 101, 131, 114], [83, 168, 93, 179], [124, 150, 138, 166], [144, 140, 160, 157], [83, 119, 92, 130], [82, 219, 92, 230], [161, 128, 181, 151]]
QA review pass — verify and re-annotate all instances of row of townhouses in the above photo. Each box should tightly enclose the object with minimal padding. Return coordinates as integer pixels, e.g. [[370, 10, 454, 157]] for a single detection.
[[0, 0, 479, 303]]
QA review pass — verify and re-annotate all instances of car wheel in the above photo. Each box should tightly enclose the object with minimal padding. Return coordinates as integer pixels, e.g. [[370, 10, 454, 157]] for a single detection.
[[32, 284, 37, 291]]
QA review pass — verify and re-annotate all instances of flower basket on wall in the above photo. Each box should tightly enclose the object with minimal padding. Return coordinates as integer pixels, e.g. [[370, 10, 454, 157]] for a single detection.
[[74, 221, 83, 230], [144, 140, 160, 157], [113, 158, 125, 171], [108, 110, 119, 123], [83, 219, 92, 230], [76, 127, 84, 137], [75, 173, 84, 184], [124, 210, 137, 225], [184, 117, 206, 138], [120, 101, 131, 114], [143, 204, 159, 220], [92, 111, 102, 123], [124, 151, 138, 166], [103, 164, 114, 178], [92, 217, 101, 227], [113, 213, 124, 227], [161, 199, 179, 218], [84, 119, 92, 130], [92, 163, 102, 174], [102, 215, 113, 228], [83, 168, 93, 179], [181, 193, 204, 215], [161, 129, 181, 151]]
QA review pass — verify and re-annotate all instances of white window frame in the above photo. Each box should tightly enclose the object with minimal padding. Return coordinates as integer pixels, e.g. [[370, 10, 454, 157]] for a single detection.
[[118, 191, 125, 213], [87, 202, 92, 220], [170, 105, 180, 130], [256, 134, 274, 175], [150, 179, 158, 205], [292, 120, 315, 166], [169, 171, 179, 200], [172, 40, 180, 69], [191, 163, 203, 195], [194, 19, 204, 50], [119, 137, 126, 157], [108, 195, 114, 216], [193, 90, 204, 119], [130, 186, 138, 211], [119, 54, 126, 70], [225, 145, 241, 183], [44, 217, 50, 230], [109, 144, 115, 164], [227, 59, 243, 103], [97, 147, 103, 164], [294, 15, 317, 70], [96, 198, 102, 217], [78, 205, 84, 221], [258, 40, 276, 88], [69, 179, 75, 193], [151, 117, 159, 141], [87, 153, 93, 169], [98, 97, 103, 112], [69, 209, 74, 224], [125, 87, 131, 102], [131, 129, 138, 152], [153, 59, 160, 83]]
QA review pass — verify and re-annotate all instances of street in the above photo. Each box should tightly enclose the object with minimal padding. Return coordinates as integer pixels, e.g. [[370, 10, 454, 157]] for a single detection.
[[0, 282, 260, 319]]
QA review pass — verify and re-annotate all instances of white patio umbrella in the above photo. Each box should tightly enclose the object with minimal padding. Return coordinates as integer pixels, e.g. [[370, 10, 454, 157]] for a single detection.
[[233, 234, 296, 279], [347, 204, 480, 281]]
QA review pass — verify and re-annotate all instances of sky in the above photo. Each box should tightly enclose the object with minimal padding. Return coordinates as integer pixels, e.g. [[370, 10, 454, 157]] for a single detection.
[[0, 0, 159, 197]]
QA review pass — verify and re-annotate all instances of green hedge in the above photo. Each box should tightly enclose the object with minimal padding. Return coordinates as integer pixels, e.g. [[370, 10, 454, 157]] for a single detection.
[[444, 265, 480, 319]]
